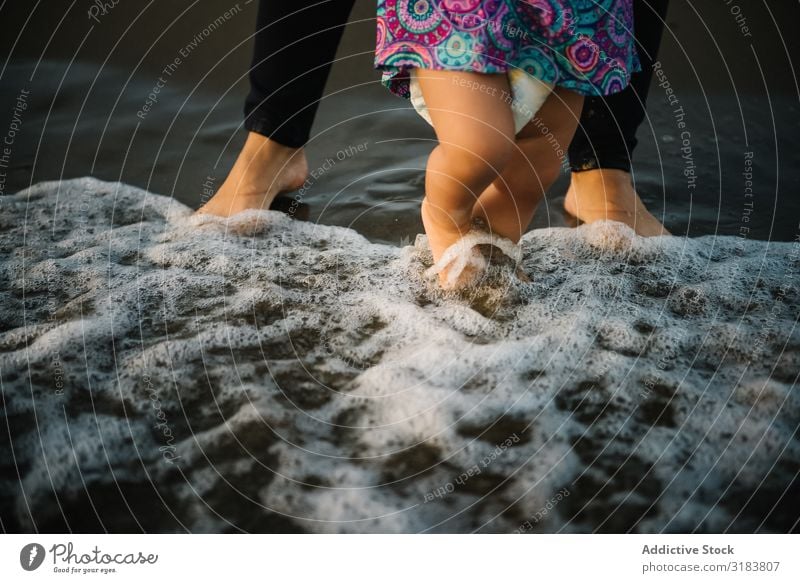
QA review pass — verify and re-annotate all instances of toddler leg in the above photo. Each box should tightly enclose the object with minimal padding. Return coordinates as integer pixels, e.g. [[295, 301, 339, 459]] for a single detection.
[[414, 70, 516, 285], [472, 87, 584, 242]]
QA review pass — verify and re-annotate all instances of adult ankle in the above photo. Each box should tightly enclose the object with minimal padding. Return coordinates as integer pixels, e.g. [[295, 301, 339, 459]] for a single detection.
[[572, 168, 632, 192], [241, 132, 302, 163]]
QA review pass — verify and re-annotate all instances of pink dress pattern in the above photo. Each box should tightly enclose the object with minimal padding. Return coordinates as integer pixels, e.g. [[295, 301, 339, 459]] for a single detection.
[[375, 0, 641, 98]]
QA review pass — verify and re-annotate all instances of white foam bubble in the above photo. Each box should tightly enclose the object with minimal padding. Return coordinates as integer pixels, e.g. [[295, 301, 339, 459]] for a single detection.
[[1, 178, 797, 533]]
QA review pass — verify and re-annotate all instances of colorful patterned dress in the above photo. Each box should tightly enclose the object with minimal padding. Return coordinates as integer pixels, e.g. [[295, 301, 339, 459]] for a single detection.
[[375, 0, 640, 98]]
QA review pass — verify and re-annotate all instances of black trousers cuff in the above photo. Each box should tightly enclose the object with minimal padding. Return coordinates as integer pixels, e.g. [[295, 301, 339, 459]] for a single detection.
[[243, 103, 310, 149]]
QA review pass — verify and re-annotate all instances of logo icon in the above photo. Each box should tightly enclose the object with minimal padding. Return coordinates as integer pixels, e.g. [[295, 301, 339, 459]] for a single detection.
[[20, 543, 45, 571]]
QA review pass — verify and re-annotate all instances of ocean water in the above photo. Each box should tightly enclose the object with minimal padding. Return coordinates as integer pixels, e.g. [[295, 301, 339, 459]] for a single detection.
[[1, 177, 798, 533], [2, 1, 799, 245]]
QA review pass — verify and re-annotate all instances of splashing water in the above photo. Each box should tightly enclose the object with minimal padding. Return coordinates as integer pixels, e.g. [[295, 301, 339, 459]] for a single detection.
[[0, 178, 797, 533]]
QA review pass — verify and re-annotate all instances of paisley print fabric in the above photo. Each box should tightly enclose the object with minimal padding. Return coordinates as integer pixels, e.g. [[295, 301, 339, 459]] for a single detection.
[[375, 0, 641, 98]]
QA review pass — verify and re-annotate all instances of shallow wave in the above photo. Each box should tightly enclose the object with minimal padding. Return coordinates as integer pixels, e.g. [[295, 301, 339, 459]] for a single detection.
[[0, 177, 797, 533]]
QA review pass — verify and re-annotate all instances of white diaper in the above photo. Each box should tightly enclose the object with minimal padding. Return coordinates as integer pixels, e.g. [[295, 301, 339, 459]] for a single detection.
[[409, 69, 554, 134]]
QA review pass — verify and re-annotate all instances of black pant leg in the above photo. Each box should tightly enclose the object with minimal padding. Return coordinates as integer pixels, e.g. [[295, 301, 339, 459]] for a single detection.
[[244, 0, 356, 148], [568, 0, 670, 172]]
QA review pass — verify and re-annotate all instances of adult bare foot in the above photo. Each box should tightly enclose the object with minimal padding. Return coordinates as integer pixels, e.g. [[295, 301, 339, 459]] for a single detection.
[[564, 168, 670, 237], [196, 132, 308, 217]]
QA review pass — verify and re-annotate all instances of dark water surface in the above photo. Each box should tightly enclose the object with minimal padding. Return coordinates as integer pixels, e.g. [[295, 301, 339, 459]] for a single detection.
[[1, 1, 798, 243]]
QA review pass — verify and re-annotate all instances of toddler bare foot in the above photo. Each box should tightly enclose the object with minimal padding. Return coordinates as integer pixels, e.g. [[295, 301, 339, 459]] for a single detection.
[[196, 132, 308, 217], [420, 198, 482, 289], [564, 168, 670, 237], [422, 204, 525, 290]]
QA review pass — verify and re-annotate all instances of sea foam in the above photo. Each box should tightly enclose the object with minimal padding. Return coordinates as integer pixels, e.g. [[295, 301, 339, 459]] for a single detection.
[[0, 177, 797, 533]]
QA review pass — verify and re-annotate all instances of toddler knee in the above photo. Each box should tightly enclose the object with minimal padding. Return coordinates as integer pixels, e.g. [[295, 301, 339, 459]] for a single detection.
[[440, 136, 513, 184]]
